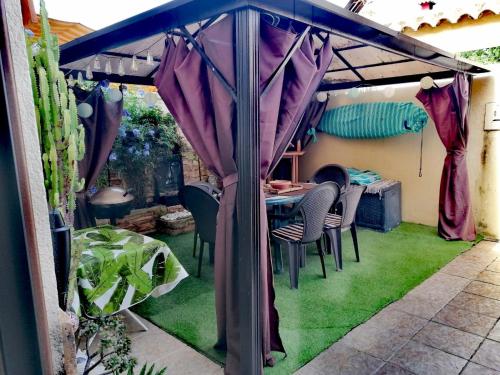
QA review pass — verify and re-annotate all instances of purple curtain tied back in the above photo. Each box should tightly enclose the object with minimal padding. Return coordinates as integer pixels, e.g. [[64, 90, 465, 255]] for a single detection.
[[74, 85, 123, 229], [155, 15, 333, 372], [416, 73, 476, 241]]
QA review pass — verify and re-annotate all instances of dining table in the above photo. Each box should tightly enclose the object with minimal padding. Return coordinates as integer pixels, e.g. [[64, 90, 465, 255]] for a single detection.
[[71, 225, 188, 319], [265, 183, 315, 274]]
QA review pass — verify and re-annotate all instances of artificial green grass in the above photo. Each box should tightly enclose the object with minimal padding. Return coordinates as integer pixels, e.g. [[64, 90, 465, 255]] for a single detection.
[[133, 223, 477, 374]]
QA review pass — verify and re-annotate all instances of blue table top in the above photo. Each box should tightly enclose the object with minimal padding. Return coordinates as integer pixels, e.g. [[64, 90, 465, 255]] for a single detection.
[[265, 194, 303, 206]]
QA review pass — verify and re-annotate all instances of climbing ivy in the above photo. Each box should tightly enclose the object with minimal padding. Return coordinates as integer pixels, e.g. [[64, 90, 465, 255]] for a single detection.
[[461, 46, 500, 64]]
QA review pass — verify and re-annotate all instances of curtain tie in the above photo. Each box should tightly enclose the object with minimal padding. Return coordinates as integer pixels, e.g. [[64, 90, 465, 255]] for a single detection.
[[306, 128, 318, 143], [447, 149, 466, 157], [222, 173, 239, 188]]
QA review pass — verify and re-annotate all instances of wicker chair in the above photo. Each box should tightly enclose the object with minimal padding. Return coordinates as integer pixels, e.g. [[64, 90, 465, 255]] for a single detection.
[[178, 184, 219, 277], [271, 182, 340, 289], [311, 164, 351, 192], [179, 181, 221, 258], [323, 185, 366, 271]]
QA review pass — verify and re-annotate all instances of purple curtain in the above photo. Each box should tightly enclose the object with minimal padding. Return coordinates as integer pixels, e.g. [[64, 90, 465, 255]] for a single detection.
[[154, 15, 332, 372], [74, 85, 123, 229], [292, 97, 329, 148], [416, 73, 476, 241]]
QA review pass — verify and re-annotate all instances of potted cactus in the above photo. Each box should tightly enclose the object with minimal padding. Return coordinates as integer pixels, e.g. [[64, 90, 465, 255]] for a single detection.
[[26, 0, 86, 310]]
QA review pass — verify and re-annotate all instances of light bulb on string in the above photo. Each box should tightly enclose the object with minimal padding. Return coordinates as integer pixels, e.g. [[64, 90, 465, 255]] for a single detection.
[[85, 65, 93, 80], [77, 71, 84, 86], [118, 58, 125, 76], [94, 56, 101, 70], [131, 55, 138, 72], [105, 58, 112, 75], [146, 50, 154, 66], [67, 74, 75, 87]]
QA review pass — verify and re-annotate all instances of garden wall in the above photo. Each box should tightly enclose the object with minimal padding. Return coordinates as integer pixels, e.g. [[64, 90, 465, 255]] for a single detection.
[[300, 73, 500, 238]]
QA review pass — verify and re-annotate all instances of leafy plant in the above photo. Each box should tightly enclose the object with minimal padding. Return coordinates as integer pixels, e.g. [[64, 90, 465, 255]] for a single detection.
[[108, 91, 180, 207], [461, 46, 500, 64], [77, 314, 136, 374], [25, 0, 86, 225], [128, 364, 167, 375], [77, 315, 167, 375]]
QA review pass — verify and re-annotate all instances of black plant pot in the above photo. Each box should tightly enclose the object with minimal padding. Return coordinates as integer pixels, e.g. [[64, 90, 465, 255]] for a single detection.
[[49, 209, 71, 310]]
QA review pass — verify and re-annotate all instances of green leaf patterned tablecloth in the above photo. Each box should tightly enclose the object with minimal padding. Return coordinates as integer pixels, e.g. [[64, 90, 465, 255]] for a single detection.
[[72, 226, 188, 317]]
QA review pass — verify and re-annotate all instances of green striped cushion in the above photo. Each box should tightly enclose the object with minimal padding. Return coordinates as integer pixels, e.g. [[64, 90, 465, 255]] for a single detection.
[[318, 102, 428, 139]]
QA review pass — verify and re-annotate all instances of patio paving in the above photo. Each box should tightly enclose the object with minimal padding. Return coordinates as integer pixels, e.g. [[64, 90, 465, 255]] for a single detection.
[[127, 316, 223, 374], [295, 240, 500, 375]]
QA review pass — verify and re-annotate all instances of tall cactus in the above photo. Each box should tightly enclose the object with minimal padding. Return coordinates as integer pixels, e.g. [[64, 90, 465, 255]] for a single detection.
[[26, 0, 86, 225]]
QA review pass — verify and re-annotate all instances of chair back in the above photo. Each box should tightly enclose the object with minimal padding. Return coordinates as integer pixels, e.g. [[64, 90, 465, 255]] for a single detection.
[[191, 181, 221, 196], [179, 185, 219, 243], [340, 185, 366, 228], [311, 164, 350, 191], [178, 181, 220, 207], [296, 182, 340, 243]]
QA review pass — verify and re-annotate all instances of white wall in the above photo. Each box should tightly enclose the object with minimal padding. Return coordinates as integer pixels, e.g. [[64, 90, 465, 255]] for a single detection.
[[5, 0, 62, 371]]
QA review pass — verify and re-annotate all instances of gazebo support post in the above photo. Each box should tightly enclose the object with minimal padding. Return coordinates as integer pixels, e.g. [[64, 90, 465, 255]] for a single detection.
[[235, 7, 262, 374]]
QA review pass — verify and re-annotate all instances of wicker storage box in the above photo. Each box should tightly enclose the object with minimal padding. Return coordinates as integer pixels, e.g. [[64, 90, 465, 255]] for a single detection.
[[355, 181, 401, 232]]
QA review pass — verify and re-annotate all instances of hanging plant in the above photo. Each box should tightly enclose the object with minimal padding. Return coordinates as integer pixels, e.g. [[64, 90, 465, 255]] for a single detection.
[[108, 91, 180, 207]]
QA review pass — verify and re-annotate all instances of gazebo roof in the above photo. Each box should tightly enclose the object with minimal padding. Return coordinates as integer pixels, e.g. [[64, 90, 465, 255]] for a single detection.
[[59, 0, 488, 90]]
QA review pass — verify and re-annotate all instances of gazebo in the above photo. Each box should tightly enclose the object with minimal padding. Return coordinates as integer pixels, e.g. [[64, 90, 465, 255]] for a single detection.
[[59, 1, 488, 373]]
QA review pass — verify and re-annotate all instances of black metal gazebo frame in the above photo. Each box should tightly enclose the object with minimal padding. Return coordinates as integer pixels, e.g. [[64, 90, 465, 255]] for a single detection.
[[59, 1, 488, 373]]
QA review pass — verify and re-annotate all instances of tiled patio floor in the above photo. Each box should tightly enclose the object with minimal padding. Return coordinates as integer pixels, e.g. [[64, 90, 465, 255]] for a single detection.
[[128, 317, 223, 374], [295, 240, 500, 375]]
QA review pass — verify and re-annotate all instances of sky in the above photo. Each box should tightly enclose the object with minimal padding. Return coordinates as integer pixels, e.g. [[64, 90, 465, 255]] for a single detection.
[[35, 0, 349, 30]]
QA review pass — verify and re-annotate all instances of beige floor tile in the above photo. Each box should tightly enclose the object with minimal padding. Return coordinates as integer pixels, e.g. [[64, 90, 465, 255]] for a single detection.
[[466, 281, 500, 300], [462, 362, 500, 375], [390, 341, 467, 375], [294, 342, 384, 375], [488, 321, 500, 343], [392, 273, 469, 319], [432, 304, 497, 337], [374, 363, 416, 375], [448, 292, 500, 319], [477, 271, 500, 286], [472, 340, 500, 371], [441, 258, 491, 280], [487, 262, 500, 273], [341, 308, 427, 360], [129, 318, 223, 375], [413, 321, 482, 359]]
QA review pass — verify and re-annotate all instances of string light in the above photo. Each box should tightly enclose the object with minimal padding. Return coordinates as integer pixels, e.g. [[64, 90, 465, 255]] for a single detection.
[[118, 58, 125, 76], [105, 58, 112, 75], [67, 74, 75, 87], [77, 71, 84, 85], [94, 56, 101, 70], [131, 55, 138, 72], [85, 65, 93, 80], [146, 50, 154, 66]]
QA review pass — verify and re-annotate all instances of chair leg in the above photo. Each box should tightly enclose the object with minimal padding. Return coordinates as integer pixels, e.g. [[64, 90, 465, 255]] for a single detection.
[[316, 239, 327, 278], [325, 229, 341, 271], [209, 242, 215, 265], [273, 243, 283, 274], [192, 228, 198, 258], [197, 240, 205, 278], [287, 243, 300, 289], [336, 228, 343, 270], [299, 245, 306, 268], [351, 223, 360, 262]]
